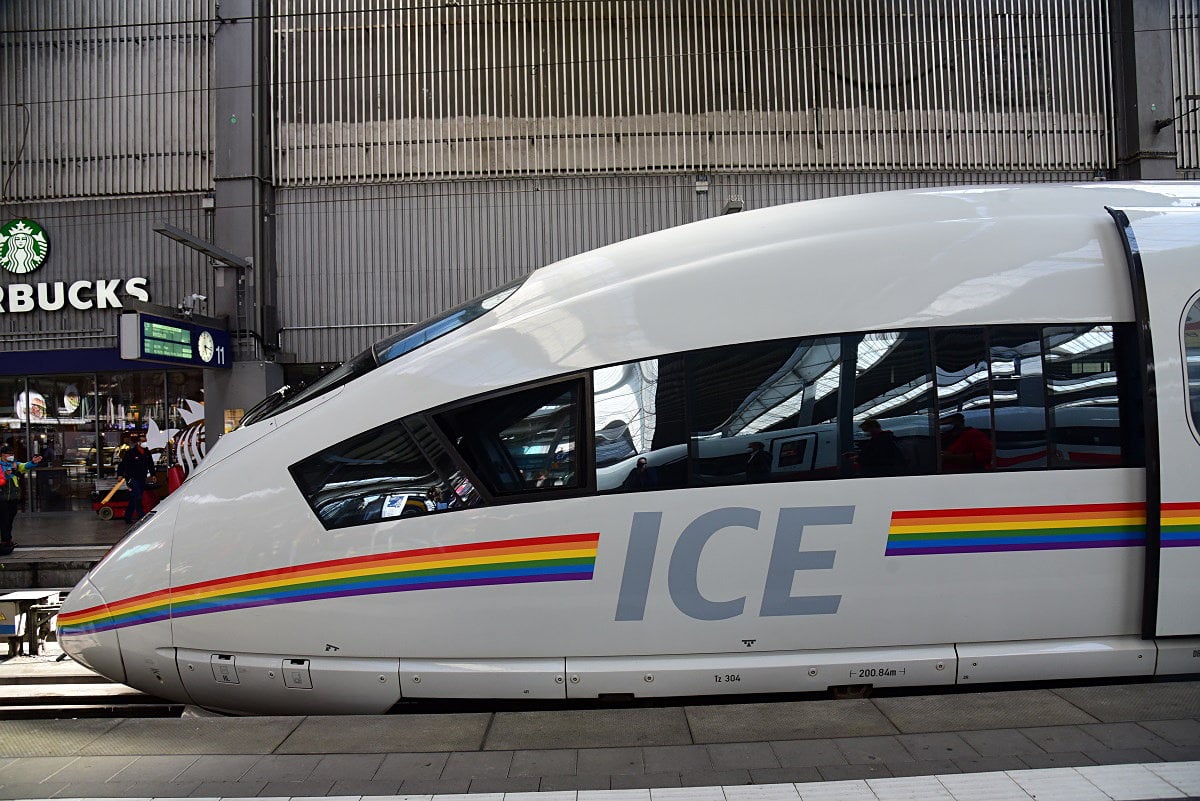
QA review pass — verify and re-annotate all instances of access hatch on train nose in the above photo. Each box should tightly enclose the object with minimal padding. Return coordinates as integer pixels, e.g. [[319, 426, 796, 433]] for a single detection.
[[1108, 205, 1200, 638]]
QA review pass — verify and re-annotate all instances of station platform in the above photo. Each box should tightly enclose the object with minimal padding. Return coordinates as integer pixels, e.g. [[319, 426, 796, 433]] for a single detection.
[[0, 510, 127, 549], [0, 513, 1197, 799], [0, 511, 126, 590], [0, 677, 1195, 799]]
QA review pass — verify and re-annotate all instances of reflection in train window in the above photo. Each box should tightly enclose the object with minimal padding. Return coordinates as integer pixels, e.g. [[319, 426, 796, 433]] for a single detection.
[[687, 338, 841, 484], [849, 331, 935, 476], [293, 321, 1145, 528], [989, 327, 1047, 470], [593, 356, 687, 492], [437, 380, 582, 495], [933, 328, 995, 471], [290, 421, 443, 529], [1045, 325, 1124, 468]]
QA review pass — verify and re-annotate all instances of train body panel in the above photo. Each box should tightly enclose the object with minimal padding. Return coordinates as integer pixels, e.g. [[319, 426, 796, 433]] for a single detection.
[[57, 183, 1200, 714], [1113, 206, 1200, 636], [157, 468, 1145, 661]]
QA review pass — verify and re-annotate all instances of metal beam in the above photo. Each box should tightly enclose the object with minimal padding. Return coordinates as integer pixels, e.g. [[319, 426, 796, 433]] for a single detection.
[[153, 222, 251, 270]]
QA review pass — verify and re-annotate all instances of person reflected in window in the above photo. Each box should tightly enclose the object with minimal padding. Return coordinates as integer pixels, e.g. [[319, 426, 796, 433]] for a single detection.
[[429, 487, 453, 511], [856, 418, 907, 477], [940, 413, 993, 472], [622, 456, 658, 490], [746, 441, 771, 482]]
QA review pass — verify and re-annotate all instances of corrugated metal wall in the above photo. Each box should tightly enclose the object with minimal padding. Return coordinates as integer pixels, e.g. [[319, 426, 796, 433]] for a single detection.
[[272, 1, 1114, 184], [0, 196, 214, 352], [4, 2, 1194, 367], [277, 170, 1097, 362], [1173, 0, 1200, 169], [0, 1, 212, 202]]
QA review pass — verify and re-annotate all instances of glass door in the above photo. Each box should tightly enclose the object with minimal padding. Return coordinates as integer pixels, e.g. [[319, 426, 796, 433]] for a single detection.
[[28, 374, 97, 512]]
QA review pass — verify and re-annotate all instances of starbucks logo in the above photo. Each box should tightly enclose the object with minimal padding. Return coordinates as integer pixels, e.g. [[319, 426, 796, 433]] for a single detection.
[[0, 219, 49, 275]]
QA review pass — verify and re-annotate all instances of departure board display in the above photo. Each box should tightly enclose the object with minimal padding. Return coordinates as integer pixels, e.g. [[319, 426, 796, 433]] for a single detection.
[[120, 311, 231, 368], [143, 320, 194, 359]]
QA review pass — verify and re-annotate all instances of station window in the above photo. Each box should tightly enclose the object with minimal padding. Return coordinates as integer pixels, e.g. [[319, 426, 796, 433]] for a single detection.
[[436, 379, 583, 496], [290, 420, 445, 529]]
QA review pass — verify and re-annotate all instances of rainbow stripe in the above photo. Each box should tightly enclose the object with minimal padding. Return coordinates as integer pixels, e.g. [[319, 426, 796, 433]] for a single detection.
[[887, 503, 1146, 555], [1163, 502, 1200, 548], [57, 532, 599, 635]]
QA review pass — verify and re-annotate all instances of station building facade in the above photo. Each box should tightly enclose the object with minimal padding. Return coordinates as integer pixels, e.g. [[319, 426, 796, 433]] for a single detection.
[[0, 1, 1197, 514]]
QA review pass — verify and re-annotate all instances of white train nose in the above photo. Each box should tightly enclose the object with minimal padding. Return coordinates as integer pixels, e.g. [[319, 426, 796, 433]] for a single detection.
[[57, 507, 194, 703], [57, 576, 127, 684]]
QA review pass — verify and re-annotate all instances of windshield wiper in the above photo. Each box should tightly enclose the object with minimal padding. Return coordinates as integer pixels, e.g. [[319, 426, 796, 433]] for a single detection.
[[240, 384, 293, 428]]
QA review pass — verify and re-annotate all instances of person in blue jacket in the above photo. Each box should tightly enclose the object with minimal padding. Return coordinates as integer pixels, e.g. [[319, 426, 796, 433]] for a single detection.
[[0, 444, 43, 555]]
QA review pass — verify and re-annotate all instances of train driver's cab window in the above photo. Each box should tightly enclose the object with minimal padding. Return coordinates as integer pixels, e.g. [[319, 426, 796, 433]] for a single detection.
[[593, 356, 688, 492], [290, 420, 453, 530], [688, 337, 841, 485], [1185, 299, 1200, 438], [436, 380, 582, 496]]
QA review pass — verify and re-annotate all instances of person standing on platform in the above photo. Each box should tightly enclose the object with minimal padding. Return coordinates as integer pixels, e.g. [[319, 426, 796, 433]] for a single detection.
[[118, 434, 155, 525], [0, 444, 43, 555]]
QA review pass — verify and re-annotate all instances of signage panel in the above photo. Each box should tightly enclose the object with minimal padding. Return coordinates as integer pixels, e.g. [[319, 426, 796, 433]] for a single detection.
[[119, 312, 231, 369]]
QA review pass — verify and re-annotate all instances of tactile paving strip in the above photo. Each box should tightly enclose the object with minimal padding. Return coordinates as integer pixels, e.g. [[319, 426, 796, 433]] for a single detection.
[[0, 719, 120, 757]]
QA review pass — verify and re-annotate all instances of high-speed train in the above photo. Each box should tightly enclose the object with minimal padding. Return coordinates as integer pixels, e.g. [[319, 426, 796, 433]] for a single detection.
[[58, 183, 1200, 715]]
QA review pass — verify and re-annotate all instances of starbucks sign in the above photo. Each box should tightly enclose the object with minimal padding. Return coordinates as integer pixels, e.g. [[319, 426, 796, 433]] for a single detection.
[[0, 219, 49, 274], [0, 218, 153, 312]]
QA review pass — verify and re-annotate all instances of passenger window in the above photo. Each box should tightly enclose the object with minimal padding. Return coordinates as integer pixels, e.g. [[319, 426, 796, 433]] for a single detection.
[[1045, 325, 1124, 467], [687, 338, 841, 485], [290, 420, 443, 529], [933, 329, 995, 471], [436, 380, 582, 495], [989, 327, 1047, 470], [849, 331, 935, 476], [593, 356, 687, 492]]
